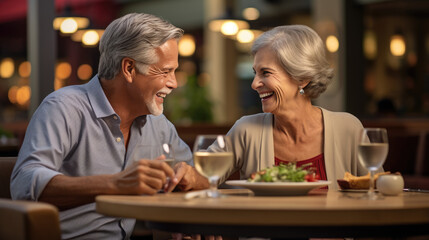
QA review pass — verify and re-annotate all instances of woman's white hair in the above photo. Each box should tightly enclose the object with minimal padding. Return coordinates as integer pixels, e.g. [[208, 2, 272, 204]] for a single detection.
[[98, 13, 184, 80], [251, 25, 333, 99]]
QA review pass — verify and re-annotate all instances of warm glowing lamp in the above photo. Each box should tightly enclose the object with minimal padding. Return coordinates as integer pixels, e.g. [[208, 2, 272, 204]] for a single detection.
[[242, 8, 260, 21], [77, 64, 93, 81], [71, 28, 104, 47], [16, 86, 31, 106], [18, 61, 31, 78], [390, 34, 406, 57], [209, 8, 249, 36], [53, 5, 89, 34], [0, 58, 14, 78], [82, 30, 100, 46], [237, 29, 254, 43], [8, 86, 19, 104], [56, 62, 72, 80], [178, 34, 196, 57], [220, 21, 239, 36], [326, 35, 339, 53]]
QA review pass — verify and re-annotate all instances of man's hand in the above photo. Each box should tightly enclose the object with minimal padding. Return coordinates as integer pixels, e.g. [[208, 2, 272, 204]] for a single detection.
[[113, 159, 175, 195], [165, 162, 209, 192]]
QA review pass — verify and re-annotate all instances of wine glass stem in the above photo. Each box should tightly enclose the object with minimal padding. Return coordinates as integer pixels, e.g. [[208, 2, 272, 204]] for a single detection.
[[208, 177, 219, 198], [368, 170, 375, 196]]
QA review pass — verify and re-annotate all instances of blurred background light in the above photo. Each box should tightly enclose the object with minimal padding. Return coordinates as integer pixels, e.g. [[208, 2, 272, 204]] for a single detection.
[[18, 61, 31, 78], [55, 62, 72, 80], [390, 34, 406, 56], [53, 4, 90, 35], [59, 18, 78, 34], [236, 29, 254, 43], [220, 21, 239, 36], [16, 86, 31, 106], [242, 7, 260, 21], [8, 86, 19, 104], [71, 29, 104, 46], [178, 34, 196, 57], [77, 64, 93, 81], [0, 58, 15, 78], [326, 35, 339, 53], [82, 30, 100, 46], [363, 30, 377, 59], [209, 18, 249, 35]]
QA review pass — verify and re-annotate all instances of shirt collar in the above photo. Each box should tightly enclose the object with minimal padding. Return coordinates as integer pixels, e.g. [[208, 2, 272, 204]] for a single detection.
[[86, 74, 116, 119]]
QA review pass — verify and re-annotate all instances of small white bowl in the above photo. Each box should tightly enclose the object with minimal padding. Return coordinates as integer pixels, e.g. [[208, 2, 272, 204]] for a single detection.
[[376, 174, 404, 196]]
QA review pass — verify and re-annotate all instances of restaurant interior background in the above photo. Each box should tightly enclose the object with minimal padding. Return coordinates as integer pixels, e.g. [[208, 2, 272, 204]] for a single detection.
[[1, 0, 429, 184]]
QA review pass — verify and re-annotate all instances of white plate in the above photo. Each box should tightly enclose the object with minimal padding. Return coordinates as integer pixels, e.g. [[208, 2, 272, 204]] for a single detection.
[[225, 180, 331, 196]]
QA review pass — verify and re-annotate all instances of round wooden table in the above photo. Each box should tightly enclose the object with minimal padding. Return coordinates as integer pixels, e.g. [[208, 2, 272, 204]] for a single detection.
[[96, 189, 429, 239]]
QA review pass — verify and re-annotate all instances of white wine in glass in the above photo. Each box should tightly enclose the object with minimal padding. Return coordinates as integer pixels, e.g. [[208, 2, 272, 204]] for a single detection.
[[193, 135, 233, 198], [358, 128, 389, 200]]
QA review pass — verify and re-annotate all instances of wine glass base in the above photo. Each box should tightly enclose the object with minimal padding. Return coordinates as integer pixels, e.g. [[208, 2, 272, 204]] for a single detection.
[[206, 189, 221, 198], [360, 191, 384, 200]]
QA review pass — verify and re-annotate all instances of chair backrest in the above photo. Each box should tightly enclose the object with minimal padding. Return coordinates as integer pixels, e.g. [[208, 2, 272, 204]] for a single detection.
[[0, 156, 17, 199], [0, 198, 61, 240]]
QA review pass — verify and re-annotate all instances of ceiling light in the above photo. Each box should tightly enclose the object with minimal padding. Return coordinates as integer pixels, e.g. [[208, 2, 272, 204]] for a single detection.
[[53, 5, 89, 34], [209, 8, 249, 36]]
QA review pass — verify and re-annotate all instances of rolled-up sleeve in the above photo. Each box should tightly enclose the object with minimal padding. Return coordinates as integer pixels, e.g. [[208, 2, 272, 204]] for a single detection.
[[11, 98, 74, 200]]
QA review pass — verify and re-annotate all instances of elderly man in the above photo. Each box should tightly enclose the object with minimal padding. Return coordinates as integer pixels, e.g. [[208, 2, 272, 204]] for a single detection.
[[11, 13, 208, 239]]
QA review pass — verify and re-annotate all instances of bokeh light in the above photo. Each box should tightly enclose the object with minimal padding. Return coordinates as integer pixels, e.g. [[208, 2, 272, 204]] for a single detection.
[[18, 61, 31, 78], [390, 34, 406, 57], [77, 64, 93, 81], [326, 35, 339, 53], [221, 21, 239, 36], [237, 29, 254, 43], [178, 34, 196, 57], [0, 58, 15, 78], [363, 31, 377, 60], [82, 30, 100, 46], [242, 7, 260, 21], [8, 86, 19, 104], [16, 86, 31, 106], [56, 62, 72, 80], [60, 18, 78, 34]]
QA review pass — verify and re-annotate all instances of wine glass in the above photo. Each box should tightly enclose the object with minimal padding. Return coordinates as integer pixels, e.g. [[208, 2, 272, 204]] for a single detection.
[[132, 143, 176, 190], [132, 143, 176, 167], [160, 143, 176, 168], [358, 128, 389, 200], [193, 135, 233, 198]]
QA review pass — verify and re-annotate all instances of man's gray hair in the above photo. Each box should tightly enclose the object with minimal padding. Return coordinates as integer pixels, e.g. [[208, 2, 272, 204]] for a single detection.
[[251, 25, 333, 99], [98, 13, 184, 80]]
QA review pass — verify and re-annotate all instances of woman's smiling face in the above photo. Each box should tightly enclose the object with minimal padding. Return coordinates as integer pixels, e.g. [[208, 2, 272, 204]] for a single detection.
[[251, 46, 299, 114]]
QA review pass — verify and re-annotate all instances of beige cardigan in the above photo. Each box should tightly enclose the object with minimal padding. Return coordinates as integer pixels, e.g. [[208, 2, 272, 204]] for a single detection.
[[222, 108, 370, 190]]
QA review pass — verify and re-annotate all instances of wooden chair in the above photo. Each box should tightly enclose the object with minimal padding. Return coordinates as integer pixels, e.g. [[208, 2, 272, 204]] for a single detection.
[[0, 198, 61, 240], [0, 156, 17, 199]]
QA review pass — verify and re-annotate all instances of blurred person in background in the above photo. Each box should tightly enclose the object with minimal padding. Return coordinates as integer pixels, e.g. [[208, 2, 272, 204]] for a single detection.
[[11, 13, 208, 239]]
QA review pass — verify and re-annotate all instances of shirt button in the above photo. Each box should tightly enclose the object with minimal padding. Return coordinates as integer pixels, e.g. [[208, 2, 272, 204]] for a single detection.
[[113, 116, 118, 120], [116, 137, 121, 142]]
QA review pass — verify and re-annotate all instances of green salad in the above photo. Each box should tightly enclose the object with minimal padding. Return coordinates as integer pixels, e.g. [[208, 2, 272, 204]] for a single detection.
[[248, 163, 317, 182]]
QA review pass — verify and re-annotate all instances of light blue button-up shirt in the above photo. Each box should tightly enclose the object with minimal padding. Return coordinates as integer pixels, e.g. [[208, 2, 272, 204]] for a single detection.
[[11, 75, 193, 239]]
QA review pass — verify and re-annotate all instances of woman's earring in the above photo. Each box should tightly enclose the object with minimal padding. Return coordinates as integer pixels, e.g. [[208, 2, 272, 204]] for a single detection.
[[299, 87, 305, 95]]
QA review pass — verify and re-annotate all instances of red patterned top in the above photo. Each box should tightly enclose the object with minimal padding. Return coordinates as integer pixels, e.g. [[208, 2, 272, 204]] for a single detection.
[[274, 153, 327, 181]]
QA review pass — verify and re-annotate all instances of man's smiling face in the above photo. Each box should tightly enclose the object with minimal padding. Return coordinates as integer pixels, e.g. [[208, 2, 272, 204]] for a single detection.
[[134, 39, 179, 116]]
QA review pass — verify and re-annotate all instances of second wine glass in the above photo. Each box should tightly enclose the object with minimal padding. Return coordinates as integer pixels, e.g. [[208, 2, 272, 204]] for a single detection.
[[358, 128, 389, 200], [193, 135, 233, 198]]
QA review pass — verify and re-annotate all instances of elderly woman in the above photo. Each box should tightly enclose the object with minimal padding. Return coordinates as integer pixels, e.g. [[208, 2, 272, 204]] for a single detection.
[[221, 25, 368, 189]]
